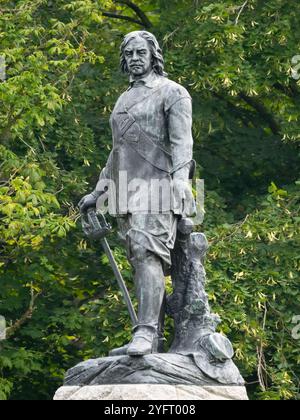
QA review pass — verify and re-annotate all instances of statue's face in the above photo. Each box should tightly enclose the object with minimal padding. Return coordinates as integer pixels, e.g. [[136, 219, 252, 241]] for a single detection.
[[124, 37, 152, 78]]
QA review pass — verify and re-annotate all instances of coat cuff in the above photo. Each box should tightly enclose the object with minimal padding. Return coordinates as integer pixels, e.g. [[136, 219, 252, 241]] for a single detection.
[[172, 160, 196, 180]]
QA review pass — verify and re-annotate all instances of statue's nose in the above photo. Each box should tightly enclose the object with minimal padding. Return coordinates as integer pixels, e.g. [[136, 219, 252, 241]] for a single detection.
[[132, 51, 139, 61]]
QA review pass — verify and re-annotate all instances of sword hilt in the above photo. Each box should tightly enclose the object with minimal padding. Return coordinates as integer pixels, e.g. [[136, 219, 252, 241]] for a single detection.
[[81, 208, 112, 240]]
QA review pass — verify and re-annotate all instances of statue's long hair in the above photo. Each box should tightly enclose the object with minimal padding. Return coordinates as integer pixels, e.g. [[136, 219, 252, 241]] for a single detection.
[[120, 31, 167, 77]]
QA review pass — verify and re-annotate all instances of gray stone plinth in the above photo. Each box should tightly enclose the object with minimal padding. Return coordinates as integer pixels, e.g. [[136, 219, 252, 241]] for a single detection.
[[54, 384, 249, 400]]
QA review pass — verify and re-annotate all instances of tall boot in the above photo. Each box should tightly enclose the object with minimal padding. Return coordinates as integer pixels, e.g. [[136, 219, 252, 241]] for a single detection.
[[127, 255, 165, 357], [157, 293, 167, 353]]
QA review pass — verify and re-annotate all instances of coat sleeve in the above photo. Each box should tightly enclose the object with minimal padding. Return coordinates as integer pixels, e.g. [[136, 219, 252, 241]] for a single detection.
[[164, 84, 194, 176], [93, 150, 114, 196], [164, 84, 196, 217]]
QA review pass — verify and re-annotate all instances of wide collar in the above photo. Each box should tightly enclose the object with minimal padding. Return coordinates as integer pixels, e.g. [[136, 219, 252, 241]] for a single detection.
[[128, 71, 162, 90]]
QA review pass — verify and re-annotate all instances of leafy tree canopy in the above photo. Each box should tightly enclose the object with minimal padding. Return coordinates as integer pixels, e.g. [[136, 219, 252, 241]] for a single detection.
[[0, 0, 299, 400]]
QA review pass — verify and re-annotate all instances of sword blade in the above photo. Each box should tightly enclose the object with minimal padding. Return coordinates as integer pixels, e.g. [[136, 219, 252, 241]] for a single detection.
[[100, 238, 138, 327]]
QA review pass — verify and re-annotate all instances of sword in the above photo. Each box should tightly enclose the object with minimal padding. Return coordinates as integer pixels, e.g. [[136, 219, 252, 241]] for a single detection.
[[81, 208, 138, 327]]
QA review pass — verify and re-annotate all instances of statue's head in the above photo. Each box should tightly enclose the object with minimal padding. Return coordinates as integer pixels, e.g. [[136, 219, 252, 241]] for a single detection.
[[120, 31, 166, 78]]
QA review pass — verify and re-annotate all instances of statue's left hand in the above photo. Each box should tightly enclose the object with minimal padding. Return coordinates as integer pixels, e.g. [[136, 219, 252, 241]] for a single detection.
[[173, 178, 196, 217]]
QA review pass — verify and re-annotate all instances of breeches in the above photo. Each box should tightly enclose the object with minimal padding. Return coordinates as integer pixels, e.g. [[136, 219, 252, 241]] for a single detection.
[[117, 213, 178, 276]]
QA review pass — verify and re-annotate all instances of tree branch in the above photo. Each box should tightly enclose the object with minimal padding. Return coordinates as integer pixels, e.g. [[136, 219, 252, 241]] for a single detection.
[[210, 215, 250, 246], [273, 82, 300, 100], [114, 0, 152, 28], [6, 286, 41, 339], [239, 93, 281, 135], [257, 303, 268, 392], [0, 9, 18, 14], [235, 1, 249, 25], [102, 11, 144, 26], [212, 91, 260, 129]]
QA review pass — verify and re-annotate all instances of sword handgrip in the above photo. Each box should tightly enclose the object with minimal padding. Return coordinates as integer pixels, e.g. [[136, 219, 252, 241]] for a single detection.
[[81, 208, 112, 240]]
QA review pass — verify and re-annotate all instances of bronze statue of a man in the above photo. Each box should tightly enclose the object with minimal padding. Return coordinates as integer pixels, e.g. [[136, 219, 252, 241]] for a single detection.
[[79, 31, 196, 356]]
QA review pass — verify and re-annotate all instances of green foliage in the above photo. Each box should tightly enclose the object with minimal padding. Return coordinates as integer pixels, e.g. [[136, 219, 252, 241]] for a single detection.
[[206, 183, 300, 400], [0, 0, 299, 400]]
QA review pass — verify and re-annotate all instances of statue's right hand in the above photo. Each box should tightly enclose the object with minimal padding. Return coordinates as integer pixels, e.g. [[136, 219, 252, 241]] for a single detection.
[[78, 192, 99, 214]]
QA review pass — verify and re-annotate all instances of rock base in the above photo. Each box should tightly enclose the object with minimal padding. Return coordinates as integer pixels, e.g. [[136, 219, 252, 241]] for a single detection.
[[54, 384, 248, 400], [64, 354, 244, 387]]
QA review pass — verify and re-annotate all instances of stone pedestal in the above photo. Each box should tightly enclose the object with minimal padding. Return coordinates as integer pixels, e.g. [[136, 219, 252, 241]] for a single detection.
[[54, 384, 248, 400], [53, 353, 248, 400]]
